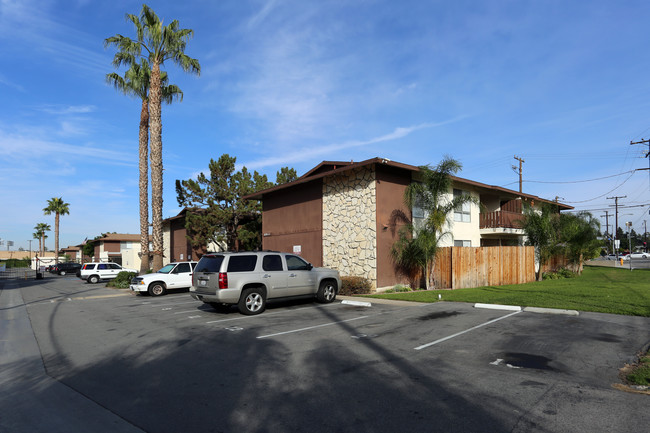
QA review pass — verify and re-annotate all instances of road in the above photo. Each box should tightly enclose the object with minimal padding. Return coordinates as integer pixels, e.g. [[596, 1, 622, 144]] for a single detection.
[[3, 274, 650, 432]]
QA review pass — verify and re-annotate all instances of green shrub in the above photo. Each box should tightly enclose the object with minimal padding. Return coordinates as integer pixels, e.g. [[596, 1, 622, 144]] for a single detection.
[[340, 276, 373, 295], [107, 271, 137, 288], [557, 268, 576, 278], [394, 284, 412, 292], [1, 258, 31, 268], [542, 268, 576, 280]]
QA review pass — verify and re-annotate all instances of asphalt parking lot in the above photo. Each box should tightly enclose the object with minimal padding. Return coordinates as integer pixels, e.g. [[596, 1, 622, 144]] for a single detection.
[[2, 274, 649, 432]]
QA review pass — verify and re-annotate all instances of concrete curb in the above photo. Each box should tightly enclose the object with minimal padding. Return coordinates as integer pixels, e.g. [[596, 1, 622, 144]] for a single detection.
[[474, 303, 579, 316], [524, 306, 580, 316], [341, 299, 372, 307], [474, 303, 521, 311]]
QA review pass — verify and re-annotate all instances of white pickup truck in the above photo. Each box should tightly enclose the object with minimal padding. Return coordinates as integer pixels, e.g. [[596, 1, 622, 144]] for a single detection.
[[130, 261, 197, 296]]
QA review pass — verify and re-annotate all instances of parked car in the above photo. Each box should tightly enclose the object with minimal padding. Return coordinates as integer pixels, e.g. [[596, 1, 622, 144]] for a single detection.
[[190, 251, 341, 315], [130, 261, 198, 296], [52, 262, 82, 276], [623, 252, 649, 260], [80, 262, 138, 284]]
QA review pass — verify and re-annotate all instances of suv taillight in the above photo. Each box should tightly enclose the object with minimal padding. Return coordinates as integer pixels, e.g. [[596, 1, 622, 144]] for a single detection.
[[218, 272, 228, 289]]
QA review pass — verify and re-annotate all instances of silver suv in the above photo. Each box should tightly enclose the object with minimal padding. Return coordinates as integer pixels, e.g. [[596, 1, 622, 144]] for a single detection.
[[190, 251, 341, 315]]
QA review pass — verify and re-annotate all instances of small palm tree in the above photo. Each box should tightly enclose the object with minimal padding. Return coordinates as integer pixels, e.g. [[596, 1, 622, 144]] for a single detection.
[[34, 223, 51, 256], [391, 157, 477, 289], [520, 203, 561, 280], [43, 198, 70, 264], [558, 211, 601, 275], [105, 4, 200, 271], [106, 59, 183, 273]]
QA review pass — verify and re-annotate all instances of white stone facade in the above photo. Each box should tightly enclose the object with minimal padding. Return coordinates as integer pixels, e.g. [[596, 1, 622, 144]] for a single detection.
[[322, 167, 377, 287]]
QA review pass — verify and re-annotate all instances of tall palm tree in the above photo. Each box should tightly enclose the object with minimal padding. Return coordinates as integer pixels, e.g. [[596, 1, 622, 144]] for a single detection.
[[391, 157, 478, 289], [105, 4, 200, 271], [106, 59, 183, 273], [43, 198, 70, 264], [34, 223, 51, 256]]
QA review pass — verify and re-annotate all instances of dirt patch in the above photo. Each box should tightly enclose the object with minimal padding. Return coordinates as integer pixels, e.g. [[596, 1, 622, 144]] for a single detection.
[[614, 348, 650, 395]]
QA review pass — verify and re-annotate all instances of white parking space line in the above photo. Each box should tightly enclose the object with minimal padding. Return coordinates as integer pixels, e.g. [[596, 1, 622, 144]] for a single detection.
[[203, 304, 334, 324], [173, 309, 207, 315], [414, 310, 522, 351], [257, 316, 369, 339], [142, 300, 200, 308]]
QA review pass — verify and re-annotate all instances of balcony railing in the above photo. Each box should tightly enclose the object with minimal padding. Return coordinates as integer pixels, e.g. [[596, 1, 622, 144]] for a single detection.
[[480, 211, 523, 229]]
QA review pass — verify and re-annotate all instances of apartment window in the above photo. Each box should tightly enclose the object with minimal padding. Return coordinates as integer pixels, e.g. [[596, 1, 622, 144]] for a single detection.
[[413, 203, 424, 219], [454, 240, 471, 247], [453, 189, 471, 223]]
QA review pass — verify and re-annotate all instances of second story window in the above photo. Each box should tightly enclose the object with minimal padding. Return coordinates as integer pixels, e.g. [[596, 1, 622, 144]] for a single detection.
[[453, 189, 471, 223]]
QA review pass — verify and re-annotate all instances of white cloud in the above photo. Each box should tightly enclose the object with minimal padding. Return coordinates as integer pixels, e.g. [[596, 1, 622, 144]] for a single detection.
[[37, 104, 97, 115], [243, 118, 467, 169]]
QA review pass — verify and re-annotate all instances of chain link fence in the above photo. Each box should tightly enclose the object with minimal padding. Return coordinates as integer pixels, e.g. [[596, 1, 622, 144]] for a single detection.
[[0, 267, 37, 280]]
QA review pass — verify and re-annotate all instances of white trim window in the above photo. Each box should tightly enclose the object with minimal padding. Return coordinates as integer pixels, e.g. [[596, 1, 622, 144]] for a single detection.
[[453, 189, 471, 223], [454, 240, 471, 247]]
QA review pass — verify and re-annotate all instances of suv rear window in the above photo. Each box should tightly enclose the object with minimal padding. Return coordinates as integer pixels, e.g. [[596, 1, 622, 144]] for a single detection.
[[227, 255, 258, 272], [196, 255, 224, 273], [83, 264, 95, 270]]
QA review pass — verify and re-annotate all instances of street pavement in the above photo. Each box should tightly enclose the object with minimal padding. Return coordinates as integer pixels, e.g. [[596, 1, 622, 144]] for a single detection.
[[2, 273, 649, 432], [0, 278, 143, 433]]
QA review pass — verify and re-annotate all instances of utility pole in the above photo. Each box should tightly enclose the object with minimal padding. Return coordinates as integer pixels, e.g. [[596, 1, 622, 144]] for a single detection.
[[607, 195, 627, 261], [630, 138, 650, 184], [645, 220, 648, 252], [513, 155, 525, 193]]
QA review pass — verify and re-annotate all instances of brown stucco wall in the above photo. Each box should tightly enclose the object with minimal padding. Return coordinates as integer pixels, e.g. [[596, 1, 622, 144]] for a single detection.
[[170, 219, 192, 261], [375, 164, 412, 287], [261, 180, 323, 266], [102, 241, 121, 253]]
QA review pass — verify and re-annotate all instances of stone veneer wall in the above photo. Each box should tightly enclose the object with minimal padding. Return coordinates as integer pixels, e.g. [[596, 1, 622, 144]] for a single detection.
[[322, 167, 377, 287]]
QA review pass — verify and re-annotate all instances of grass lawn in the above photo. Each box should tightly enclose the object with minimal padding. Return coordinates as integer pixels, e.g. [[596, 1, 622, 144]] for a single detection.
[[366, 266, 650, 317]]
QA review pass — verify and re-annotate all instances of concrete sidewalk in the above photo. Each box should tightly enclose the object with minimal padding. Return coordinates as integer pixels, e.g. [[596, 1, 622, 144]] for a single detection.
[[0, 279, 143, 433]]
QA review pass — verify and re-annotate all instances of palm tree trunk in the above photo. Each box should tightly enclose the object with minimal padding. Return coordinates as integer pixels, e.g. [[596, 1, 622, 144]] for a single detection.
[[139, 99, 150, 273], [55, 213, 60, 264], [149, 61, 164, 271]]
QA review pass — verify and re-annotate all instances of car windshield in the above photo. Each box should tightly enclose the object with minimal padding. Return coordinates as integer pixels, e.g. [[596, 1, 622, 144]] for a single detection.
[[157, 264, 175, 274]]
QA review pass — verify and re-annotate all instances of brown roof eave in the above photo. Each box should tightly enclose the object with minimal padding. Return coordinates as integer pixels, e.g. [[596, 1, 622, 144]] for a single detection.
[[243, 157, 419, 200], [243, 157, 573, 210]]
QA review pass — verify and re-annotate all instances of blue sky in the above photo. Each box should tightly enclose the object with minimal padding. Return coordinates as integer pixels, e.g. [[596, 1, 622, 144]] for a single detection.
[[2, 0, 650, 252]]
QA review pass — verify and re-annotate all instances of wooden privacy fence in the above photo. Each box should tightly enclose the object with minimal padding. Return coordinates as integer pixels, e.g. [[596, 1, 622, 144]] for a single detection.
[[432, 246, 535, 289]]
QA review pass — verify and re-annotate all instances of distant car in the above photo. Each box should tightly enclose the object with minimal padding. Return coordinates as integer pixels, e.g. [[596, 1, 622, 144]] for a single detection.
[[623, 252, 649, 260], [53, 262, 81, 276], [80, 262, 138, 284], [130, 261, 198, 296]]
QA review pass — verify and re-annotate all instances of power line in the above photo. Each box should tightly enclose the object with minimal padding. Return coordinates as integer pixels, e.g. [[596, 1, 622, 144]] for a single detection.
[[560, 171, 636, 203], [523, 168, 643, 184]]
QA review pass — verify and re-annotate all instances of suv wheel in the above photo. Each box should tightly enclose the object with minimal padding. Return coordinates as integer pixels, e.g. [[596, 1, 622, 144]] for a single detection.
[[88, 275, 99, 284], [316, 280, 337, 303], [60, 270, 67, 276], [238, 287, 266, 315], [148, 282, 167, 297]]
